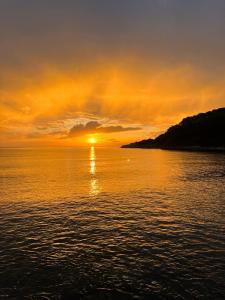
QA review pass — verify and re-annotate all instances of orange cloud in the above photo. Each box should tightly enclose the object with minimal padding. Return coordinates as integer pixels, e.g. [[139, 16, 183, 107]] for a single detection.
[[1, 63, 225, 147]]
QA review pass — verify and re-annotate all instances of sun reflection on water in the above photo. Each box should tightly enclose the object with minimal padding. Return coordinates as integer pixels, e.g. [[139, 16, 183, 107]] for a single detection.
[[89, 146, 100, 196], [90, 146, 96, 175]]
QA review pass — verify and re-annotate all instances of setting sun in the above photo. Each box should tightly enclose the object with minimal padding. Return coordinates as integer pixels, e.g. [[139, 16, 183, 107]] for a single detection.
[[89, 137, 96, 144]]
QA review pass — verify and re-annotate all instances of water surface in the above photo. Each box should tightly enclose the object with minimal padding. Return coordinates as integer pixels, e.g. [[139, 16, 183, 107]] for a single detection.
[[0, 148, 225, 299]]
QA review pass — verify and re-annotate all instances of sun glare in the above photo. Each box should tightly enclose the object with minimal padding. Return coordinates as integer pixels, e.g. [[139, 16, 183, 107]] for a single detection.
[[89, 137, 96, 144]]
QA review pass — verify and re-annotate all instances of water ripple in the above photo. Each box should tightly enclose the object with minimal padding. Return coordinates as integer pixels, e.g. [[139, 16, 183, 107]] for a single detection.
[[0, 148, 225, 299]]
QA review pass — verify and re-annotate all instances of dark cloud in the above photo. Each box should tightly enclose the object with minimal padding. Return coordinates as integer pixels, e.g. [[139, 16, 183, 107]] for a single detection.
[[0, 0, 225, 72], [99, 125, 141, 133], [68, 121, 141, 137]]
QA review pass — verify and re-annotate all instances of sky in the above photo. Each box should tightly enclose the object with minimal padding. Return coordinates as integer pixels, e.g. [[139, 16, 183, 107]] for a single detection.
[[1, 0, 225, 147]]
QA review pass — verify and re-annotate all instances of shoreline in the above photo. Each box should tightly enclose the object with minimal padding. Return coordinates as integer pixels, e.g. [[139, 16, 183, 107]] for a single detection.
[[121, 145, 225, 153]]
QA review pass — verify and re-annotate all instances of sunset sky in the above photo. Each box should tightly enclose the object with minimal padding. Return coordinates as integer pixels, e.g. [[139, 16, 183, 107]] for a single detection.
[[1, 0, 225, 147]]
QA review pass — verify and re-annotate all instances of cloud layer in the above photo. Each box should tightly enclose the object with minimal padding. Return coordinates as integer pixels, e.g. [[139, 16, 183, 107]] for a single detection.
[[68, 121, 141, 137]]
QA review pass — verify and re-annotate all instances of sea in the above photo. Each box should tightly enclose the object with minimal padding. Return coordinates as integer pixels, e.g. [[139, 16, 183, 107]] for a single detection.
[[0, 147, 225, 299]]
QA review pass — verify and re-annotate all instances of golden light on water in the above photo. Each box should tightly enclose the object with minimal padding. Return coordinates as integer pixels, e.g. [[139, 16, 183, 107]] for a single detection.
[[90, 146, 96, 176], [89, 146, 100, 196]]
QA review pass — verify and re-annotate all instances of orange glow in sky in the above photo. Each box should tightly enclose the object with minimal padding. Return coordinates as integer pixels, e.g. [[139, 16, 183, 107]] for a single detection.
[[0, 67, 224, 148]]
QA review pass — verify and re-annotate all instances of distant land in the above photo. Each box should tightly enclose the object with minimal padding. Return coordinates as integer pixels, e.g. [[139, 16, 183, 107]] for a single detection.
[[122, 108, 225, 151]]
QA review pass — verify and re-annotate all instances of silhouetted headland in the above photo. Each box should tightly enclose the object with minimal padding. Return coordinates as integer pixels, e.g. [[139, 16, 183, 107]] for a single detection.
[[122, 108, 225, 151]]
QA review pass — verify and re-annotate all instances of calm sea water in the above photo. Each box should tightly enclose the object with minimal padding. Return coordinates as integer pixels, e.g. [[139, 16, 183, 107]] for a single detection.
[[0, 147, 225, 299]]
